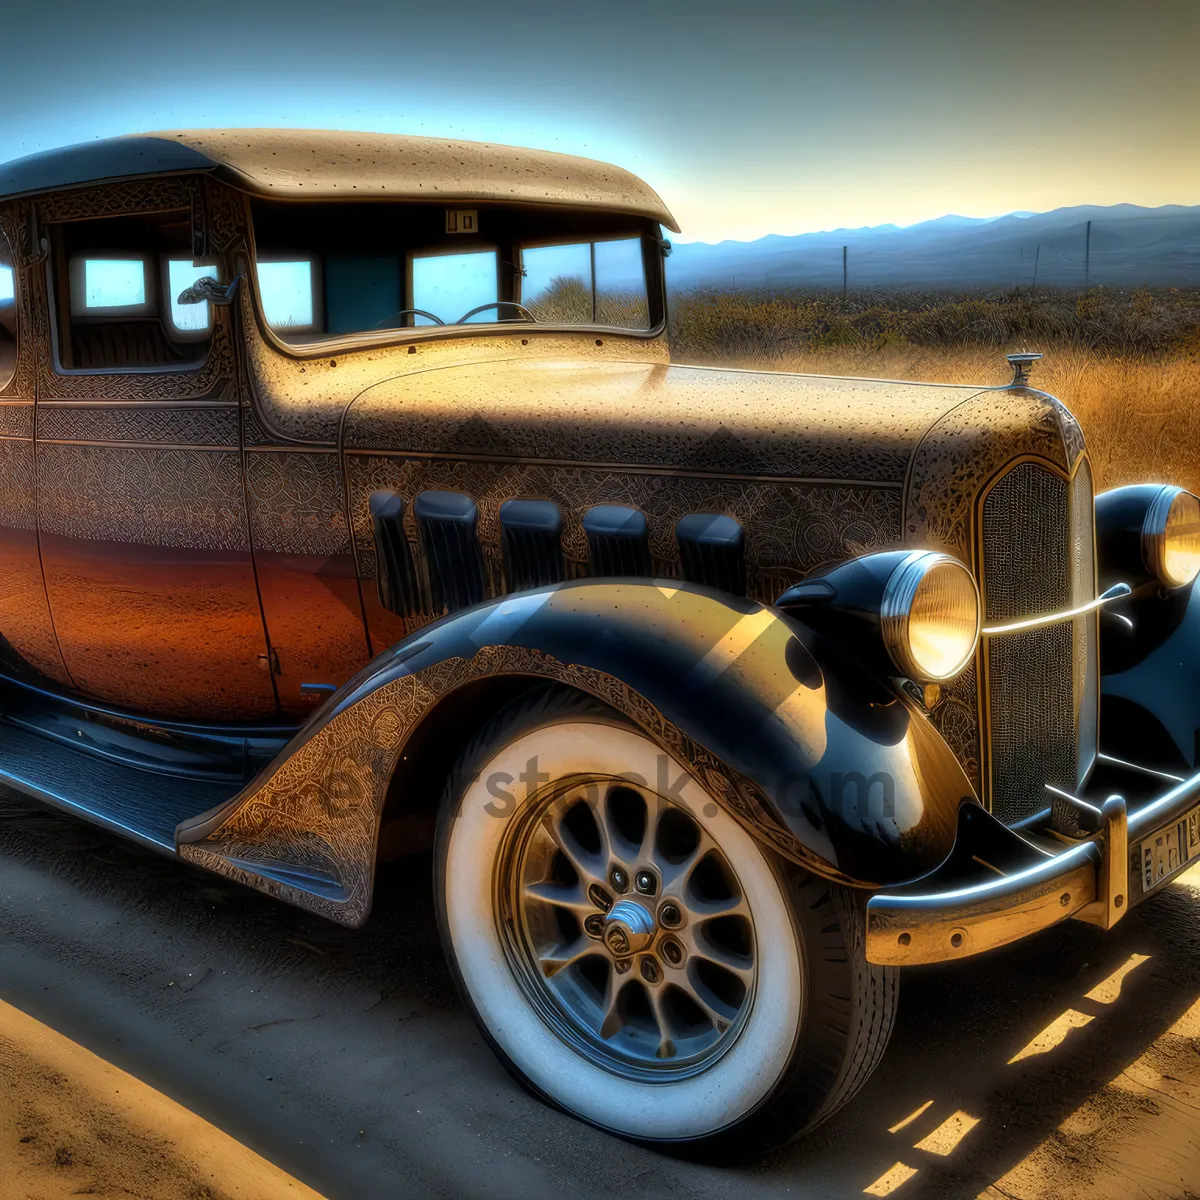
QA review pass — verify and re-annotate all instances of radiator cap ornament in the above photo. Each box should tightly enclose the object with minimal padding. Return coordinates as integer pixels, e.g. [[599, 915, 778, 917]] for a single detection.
[[1006, 351, 1043, 386]]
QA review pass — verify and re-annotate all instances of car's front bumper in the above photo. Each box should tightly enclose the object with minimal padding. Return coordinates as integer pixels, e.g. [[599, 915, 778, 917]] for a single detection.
[[865, 769, 1200, 967]]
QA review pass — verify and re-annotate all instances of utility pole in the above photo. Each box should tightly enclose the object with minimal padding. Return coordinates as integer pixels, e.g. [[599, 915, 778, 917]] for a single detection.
[[842, 245, 847, 300], [1032, 243, 1040, 289], [1084, 220, 1091, 293]]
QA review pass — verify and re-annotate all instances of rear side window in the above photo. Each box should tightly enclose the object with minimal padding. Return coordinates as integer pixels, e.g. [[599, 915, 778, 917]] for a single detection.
[[0, 227, 16, 389], [165, 260, 218, 336], [52, 210, 217, 371], [71, 256, 152, 315]]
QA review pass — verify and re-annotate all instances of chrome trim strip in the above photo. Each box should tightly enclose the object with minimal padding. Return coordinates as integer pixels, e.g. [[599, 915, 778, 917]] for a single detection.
[[37, 439, 234, 452], [1096, 751, 1186, 784], [981, 581, 1131, 636], [345, 445, 906, 486], [37, 398, 238, 409]]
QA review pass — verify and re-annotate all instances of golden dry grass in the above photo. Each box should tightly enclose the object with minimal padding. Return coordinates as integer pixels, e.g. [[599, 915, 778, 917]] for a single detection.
[[528, 276, 650, 329], [668, 288, 1200, 496]]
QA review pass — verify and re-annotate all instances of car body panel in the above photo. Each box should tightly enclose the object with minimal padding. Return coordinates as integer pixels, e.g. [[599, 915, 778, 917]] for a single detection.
[[21, 181, 277, 718], [177, 581, 974, 926], [1100, 580, 1200, 776], [0, 211, 69, 685]]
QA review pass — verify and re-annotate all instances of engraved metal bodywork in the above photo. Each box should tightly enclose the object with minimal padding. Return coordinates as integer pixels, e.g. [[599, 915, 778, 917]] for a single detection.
[[0, 131, 1195, 963], [22, 177, 276, 717], [177, 583, 974, 925], [0, 207, 69, 684]]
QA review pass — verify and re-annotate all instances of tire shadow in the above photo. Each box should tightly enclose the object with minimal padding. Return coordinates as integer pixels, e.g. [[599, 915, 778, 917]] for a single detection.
[[762, 875, 1200, 1198], [4, 788, 1200, 1198]]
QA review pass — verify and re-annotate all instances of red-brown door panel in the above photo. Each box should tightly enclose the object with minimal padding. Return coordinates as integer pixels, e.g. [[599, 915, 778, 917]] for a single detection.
[[35, 434, 278, 720], [0, 413, 69, 684], [244, 448, 371, 716]]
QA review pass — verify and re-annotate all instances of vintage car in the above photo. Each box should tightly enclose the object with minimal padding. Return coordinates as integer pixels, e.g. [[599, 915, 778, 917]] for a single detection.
[[0, 129, 1198, 1154]]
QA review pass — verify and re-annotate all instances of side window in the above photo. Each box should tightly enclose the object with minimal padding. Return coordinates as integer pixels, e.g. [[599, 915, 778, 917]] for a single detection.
[[52, 211, 215, 372], [165, 260, 219, 338], [71, 255, 152, 316], [410, 249, 498, 326], [0, 225, 15, 389], [257, 258, 320, 336], [521, 237, 649, 330]]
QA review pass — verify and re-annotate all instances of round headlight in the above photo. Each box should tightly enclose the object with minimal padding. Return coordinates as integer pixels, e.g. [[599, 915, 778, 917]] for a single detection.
[[880, 552, 980, 683], [1142, 486, 1200, 589]]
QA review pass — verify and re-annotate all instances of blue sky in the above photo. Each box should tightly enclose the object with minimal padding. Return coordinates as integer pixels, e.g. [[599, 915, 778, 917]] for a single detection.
[[2, 0, 1198, 243]]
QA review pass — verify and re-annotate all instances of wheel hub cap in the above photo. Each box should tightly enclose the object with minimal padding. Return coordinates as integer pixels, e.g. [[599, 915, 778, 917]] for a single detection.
[[602, 899, 656, 956], [500, 775, 758, 1080]]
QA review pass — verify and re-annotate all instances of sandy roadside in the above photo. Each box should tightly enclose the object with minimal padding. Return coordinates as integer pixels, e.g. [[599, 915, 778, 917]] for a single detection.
[[0, 999, 324, 1200]]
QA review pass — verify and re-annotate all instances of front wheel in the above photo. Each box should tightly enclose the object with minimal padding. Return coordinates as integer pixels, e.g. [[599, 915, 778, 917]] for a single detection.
[[434, 686, 897, 1153]]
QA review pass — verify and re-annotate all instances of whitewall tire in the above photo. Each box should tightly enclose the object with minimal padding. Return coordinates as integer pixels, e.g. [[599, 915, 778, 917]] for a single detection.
[[434, 685, 897, 1152]]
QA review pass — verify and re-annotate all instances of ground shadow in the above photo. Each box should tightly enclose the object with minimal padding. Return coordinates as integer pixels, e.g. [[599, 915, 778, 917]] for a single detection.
[[3, 790, 1198, 1198]]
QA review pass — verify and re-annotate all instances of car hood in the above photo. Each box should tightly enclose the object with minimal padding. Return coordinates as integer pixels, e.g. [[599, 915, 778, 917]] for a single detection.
[[344, 356, 990, 485]]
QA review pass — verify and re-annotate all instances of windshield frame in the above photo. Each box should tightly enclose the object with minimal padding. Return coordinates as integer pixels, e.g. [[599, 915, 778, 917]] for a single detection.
[[245, 199, 668, 360]]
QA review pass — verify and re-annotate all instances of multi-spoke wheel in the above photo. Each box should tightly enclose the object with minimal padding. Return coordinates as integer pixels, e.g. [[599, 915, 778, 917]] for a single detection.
[[506, 774, 756, 1077], [435, 686, 898, 1152]]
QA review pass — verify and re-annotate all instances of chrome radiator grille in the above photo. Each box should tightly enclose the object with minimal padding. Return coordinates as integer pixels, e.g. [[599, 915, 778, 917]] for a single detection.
[[981, 460, 1097, 823]]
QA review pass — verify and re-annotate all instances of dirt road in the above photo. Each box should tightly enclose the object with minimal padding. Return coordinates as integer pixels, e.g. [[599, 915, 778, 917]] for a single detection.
[[2, 789, 1199, 1199]]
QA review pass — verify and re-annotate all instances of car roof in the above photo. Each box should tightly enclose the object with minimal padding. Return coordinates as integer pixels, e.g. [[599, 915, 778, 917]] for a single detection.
[[0, 129, 680, 231]]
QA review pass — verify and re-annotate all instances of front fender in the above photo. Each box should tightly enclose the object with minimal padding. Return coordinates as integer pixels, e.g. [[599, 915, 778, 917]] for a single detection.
[[1101, 579, 1200, 778], [178, 580, 974, 925]]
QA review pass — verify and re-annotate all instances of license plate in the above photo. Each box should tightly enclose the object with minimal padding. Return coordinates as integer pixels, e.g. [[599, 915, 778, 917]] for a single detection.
[[1139, 807, 1200, 894]]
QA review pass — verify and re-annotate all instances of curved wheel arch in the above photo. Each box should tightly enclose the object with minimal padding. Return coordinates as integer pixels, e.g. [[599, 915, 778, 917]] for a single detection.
[[178, 580, 973, 926]]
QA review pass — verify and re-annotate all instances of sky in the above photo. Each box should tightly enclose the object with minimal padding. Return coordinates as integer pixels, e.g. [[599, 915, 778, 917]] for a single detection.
[[2, 0, 1198, 243]]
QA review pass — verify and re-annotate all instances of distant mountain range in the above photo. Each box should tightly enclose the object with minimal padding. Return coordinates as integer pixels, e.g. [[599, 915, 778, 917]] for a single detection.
[[665, 204, 1200, 291]]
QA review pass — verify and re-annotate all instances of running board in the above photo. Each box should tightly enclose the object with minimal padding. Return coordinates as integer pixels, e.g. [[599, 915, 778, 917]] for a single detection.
[[0, 673, 297, 785], [0, 719, 239, 855]]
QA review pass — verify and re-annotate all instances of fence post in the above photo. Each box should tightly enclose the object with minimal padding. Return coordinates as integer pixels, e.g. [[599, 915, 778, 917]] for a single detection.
[[842, 245, 847, 300], [1084, 219, 1091, 294]]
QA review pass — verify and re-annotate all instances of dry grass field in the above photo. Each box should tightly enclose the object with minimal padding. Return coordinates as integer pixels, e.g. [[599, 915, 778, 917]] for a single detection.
[[668, 286, 1200, 496]]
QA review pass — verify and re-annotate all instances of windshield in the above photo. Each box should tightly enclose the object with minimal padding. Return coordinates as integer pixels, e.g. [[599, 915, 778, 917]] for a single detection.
[[250, 200, 657, 344]]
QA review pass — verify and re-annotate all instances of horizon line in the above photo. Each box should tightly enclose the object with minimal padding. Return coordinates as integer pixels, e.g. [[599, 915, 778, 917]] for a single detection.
[[671, 200, 1198, 246]]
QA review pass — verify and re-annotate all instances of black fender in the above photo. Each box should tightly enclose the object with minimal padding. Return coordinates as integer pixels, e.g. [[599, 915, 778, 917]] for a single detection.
[[1100, 579, 1200, 778], [178, 580, 974, 926], [1096, 484, 1200, 780]]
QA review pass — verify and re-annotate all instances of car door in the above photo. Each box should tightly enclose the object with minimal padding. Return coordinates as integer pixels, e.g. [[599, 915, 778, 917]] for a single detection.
[[0, 203, 71, 686], [32, 177, 278, 720]]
